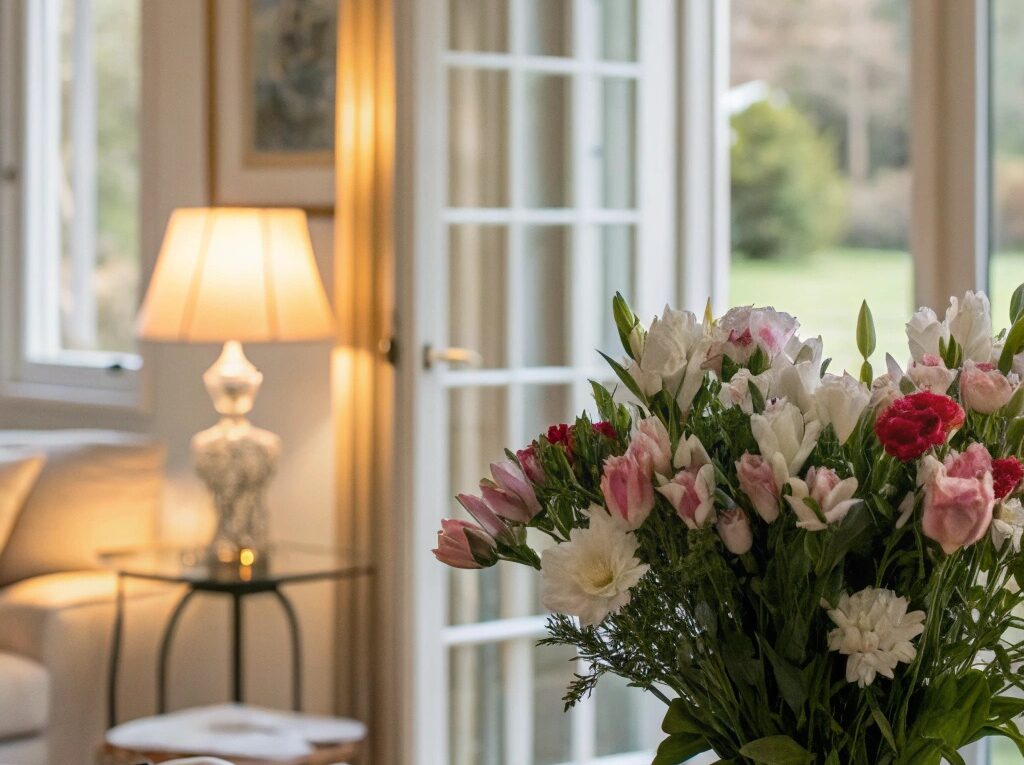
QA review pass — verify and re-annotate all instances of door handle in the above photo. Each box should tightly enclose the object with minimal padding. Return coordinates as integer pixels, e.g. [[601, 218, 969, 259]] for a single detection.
[[423, 345, 484, 369]]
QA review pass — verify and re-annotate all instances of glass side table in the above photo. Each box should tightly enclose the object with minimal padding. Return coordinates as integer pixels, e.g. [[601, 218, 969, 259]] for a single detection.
[[99, 543, 371, 728]]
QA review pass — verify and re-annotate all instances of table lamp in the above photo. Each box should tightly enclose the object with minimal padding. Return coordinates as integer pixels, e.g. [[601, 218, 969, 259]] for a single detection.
[[136, 207, 335, 565]]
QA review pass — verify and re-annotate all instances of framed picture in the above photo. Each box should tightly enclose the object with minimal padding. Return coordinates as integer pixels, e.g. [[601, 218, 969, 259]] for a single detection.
[[208, 0, 337, 213]]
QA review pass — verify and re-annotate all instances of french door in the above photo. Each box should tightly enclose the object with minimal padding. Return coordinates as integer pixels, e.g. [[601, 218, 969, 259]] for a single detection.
[[407, 1, 677, 763]]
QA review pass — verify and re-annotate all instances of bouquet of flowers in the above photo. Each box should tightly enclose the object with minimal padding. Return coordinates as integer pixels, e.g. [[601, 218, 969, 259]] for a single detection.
[[434, 288, 1024, 765]]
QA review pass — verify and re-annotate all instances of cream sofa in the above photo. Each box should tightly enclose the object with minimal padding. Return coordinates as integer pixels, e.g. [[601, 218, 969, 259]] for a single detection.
[[0, 430, 174, 765]]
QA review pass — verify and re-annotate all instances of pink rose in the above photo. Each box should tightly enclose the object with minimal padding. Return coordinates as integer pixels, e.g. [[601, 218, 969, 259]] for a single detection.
[[736, 452, 781, 523], [432, 519, 496, 569], [944, 443, 992, 480], [960, 361, 1016, 414], [480, 459, 541, 523], [907, 354, 956, 395], [601, 453, 656, 530], [919, 455, 995, 554], [657, 464, 716, 529], [627, 417, 672, 477], [717, 508, 753, 554]]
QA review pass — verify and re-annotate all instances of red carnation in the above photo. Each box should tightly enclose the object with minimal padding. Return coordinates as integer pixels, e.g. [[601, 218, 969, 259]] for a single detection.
[[546, 423, 572, 447], [592, 421, 616, 439], [874, 391, 965, 462], [993, 457, 1024, 499]]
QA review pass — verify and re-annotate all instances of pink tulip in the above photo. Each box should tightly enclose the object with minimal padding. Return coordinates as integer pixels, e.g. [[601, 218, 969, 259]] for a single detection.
[[736, 453, 781, 523], [432, 519, 496, 569], [456, 493, 509, 542], [717, 508, 753, 554], [944, 443, 992, 480], [657, 465, 716, 529], [960, 361, 1016, 414], [601, 453, 656, 530], [920, 456, 995, 554], [627, 417, 672, 477], [484, 459, 541, 522]]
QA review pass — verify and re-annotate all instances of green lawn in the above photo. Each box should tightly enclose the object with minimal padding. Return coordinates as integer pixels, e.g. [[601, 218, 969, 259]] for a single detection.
[[730, 248, 1024, 374]]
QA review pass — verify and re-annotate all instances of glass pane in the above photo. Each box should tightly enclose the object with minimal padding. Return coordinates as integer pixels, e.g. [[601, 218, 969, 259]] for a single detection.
[[533, 644, 576, 765], [594, 673, 661, 756], [729, 0, 913, 372], [594, 78, 636, 210], [991, 0, 1024, 321], [523, 227, 571, 367], [522, 384, 574, 443], [449, 0, 509, 53], [523, 74, 572, 208], [448, 386, 508, 626], [449, 225, 508, 368], [596, 0, 637, 62], [597, 225, 636, 360], [56, 0, 140, 354], [450, 642, 505, 765], [522, 0, 572, 57], [450, 68, 509, 207]]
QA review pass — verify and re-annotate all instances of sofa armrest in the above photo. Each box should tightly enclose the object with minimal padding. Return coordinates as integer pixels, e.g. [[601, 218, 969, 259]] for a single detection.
[[0, 571, 183, 764]]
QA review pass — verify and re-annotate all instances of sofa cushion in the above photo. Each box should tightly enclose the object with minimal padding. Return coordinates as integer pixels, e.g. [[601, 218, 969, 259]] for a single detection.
[[0, 431, 166, 586], [0, 452, 45, 557], [0, 652, 49, 740]]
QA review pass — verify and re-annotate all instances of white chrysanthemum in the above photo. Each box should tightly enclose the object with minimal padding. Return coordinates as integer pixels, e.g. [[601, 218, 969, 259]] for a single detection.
[[825, 587, 926, 688], [541, 506, 649, 627]]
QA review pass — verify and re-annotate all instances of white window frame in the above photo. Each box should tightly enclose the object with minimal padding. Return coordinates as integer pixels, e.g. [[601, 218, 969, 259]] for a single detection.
[[0, 0, 144, 411]]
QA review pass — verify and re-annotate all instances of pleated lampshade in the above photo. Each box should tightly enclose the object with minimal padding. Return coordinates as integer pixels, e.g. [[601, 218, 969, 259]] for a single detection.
[[136, 207, 335, 343]]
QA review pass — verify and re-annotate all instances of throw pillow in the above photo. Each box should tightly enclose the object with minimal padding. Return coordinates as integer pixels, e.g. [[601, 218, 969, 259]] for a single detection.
[[0, 452, 46, 558]]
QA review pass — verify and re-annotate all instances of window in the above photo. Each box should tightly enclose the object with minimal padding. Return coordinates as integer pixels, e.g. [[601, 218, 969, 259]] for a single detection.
[[0, 0, 142, 404], [728, 0, 914, 371]]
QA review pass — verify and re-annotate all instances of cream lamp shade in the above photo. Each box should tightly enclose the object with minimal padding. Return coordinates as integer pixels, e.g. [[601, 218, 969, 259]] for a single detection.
[[136, 207, 335, 343]]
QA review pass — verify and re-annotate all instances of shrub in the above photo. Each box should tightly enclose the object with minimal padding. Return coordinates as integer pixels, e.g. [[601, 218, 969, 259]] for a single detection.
[[731, 100, 847, 260], [845, 168, 910, 250]]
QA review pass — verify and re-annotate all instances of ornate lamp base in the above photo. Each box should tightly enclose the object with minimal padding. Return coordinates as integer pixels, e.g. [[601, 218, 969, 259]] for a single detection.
[[192, 341, 281, 563]]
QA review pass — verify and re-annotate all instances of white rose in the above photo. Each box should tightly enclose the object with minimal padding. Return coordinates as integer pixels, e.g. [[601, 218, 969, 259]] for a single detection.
[[814, 373, 871, 444], [905, 307, 949, 363], [947, 291, 993, 363], [750, 399, 822, 481]]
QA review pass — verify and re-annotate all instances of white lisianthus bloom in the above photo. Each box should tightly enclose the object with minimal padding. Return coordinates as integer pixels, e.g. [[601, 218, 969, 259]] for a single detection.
[[813, 373, 871, 444], [947, 291, 993, 363], [991, 498, 1024, 553], [825, 587, 926, 688], [628, 306, 707, 411], [717, 368, 776, 414], [750, 399, 822, 482], [906, 307, 950, 364], [785, 467, 859, 531], [772, 359, 820, 415], [541, 507, 649, 627]]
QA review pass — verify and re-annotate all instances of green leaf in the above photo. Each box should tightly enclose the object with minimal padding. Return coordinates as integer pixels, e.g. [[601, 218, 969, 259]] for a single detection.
[[757, 637, 807, 716], [1011, 282, 1024, 324], [859, 359, 873, 387], [748, 379, 766, 414], [1000, 311, 1024, 373], [857, 300, 877, 359], [652, 733, 710, 765], [868, 694, 898, 753], [598, 351, 646, 402], [661, 699, 704, 736], [612, 293, 641, 360], [738, 735, 813, 765]]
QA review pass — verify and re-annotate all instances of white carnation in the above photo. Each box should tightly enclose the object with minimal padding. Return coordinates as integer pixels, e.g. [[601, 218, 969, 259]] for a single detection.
[[826, 587, 926, 688], [541, 507, 649, 627]]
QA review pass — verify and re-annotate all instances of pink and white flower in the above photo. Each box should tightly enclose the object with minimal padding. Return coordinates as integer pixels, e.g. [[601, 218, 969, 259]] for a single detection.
[[601, 453, 656, 530], [627, 306, 708, 412], [736, 452, 781, 523], [907, 354, 956, 395], [785, 466, 859, 531], [716, 306, 800, 363], [960, 361, 1016, 414], [657, 463, 716, 529], [628, 417, 672, 478], [433, 519, 497, 569], [918, 453, 995, 554], [480, 459, 542, 524], [717, 508, 753, 554]]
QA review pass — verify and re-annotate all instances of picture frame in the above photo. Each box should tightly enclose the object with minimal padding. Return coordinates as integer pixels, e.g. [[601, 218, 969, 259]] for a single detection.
[[208, 0, 337, 214]]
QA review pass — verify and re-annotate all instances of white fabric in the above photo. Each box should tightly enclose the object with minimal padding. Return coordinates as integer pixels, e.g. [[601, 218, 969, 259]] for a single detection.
[[0, 652, 48, 740], [164, 760, 236, 765], [106, 704, 367, 760], [0, 451, 45, 558], [0, 430, 165, 585]]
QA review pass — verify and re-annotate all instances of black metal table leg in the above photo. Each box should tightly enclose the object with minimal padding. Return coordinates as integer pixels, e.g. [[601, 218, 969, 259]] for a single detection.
[[271, 587, 303, 711], [158, 588, 199, 713], [107, 573, 126, 728], [231, 592, 244, 702]]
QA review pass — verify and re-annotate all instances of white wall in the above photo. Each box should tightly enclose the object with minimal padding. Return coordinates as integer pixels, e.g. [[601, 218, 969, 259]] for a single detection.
[[0, 0, 337, 715]]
